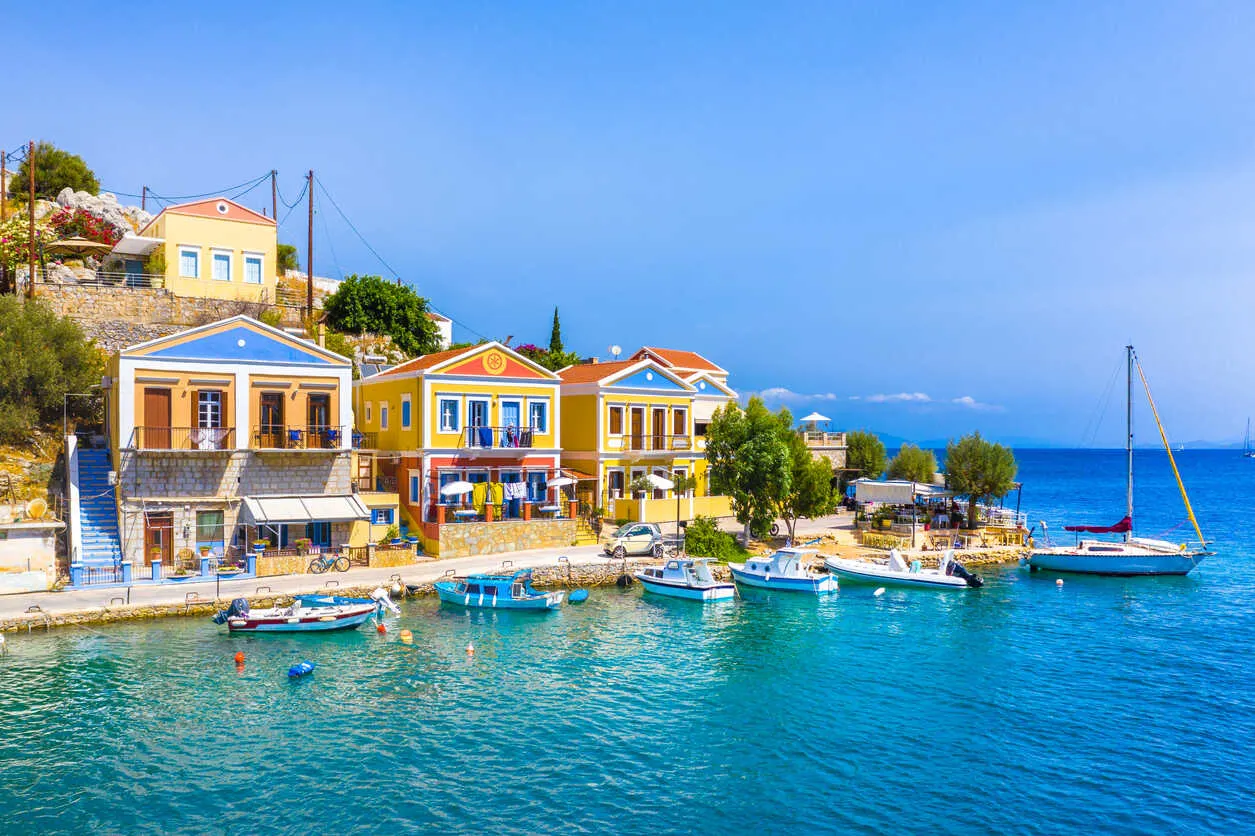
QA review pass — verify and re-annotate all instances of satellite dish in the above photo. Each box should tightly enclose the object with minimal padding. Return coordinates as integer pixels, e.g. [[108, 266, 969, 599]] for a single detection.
[[609, 345, 622, 358]]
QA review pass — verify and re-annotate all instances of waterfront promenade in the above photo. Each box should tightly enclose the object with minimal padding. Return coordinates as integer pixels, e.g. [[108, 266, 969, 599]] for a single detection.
[[0, 544, 606, 628]]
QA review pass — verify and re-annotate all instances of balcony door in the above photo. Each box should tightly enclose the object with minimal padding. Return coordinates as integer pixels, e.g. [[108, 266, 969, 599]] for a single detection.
[[629, 407, 644, 451], [260, 392, 285, 448], [307, 394, 331, 448], [468, 399, 490, 448], [196, 390, 224, 450], [143, 388, 171, 450], [651, 408, 667, 451]]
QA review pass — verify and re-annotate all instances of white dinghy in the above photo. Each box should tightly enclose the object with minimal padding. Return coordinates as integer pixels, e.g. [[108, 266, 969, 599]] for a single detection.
[[824, 549, 983, 590]]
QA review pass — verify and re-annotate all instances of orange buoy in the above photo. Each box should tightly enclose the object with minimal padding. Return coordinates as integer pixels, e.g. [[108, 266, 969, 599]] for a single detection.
[[466, 641, 475, 656], [376, 622, 387, 634], [233, 652, 245, 664], [399, 629, 413, 645]]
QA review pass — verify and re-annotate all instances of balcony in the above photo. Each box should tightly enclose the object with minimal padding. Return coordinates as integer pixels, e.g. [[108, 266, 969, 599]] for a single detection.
[[353, 475, 398, 493], [130, 427, 235, 451], [803, 431, 847, 449], [608, 434, 693, 453], [252, 425, 347, 451], [352, 431, 378, 450], [461, 426, 538, 450]]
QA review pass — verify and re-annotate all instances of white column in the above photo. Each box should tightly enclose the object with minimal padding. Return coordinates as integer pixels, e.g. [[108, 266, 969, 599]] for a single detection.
[[235, 369, 250, 451]]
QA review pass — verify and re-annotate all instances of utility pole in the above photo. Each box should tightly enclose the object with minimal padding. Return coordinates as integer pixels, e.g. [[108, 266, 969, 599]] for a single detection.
[[271, 170, 277, 220], [141, 185, 147, 212], [27, 141, 35, 299], [306, 169, 314, 319]]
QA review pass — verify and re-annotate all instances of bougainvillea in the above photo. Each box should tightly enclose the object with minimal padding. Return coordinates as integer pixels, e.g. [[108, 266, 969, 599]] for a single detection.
[[48, 208, 122, 246]]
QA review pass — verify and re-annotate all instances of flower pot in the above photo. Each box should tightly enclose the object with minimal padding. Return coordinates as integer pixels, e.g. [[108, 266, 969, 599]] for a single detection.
[[390, 538, 402, 546]]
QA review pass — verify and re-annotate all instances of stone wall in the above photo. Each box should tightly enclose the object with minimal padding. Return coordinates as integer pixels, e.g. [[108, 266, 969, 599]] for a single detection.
[[437, 519, 577, 559], [256, 553, 309, 577], [37, 284, 303, 351], [370, 547, 419, 568]]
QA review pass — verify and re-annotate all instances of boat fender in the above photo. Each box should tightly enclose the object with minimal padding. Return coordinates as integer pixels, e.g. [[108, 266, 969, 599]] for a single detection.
[[873, 587, 885, 597], [287, 660, 316, 678], [399, 629, 413, 644], [1057, 579, 1064, 587]]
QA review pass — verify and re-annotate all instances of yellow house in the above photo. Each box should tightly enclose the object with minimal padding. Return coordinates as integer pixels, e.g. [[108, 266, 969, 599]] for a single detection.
[[75, 316, 401, 579], [111, 197, 279, 304], [558, 357, 733, 524], [626, 346, 738, 442], [354, 342, 581, 556]]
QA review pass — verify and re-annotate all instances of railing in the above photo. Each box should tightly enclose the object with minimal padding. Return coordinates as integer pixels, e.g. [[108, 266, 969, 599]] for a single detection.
[[803, 431, 847, 447], [79, 564, 124, 585], [609, 434, 692, 452], [354, 475, 397, 493], [34, 269, 167, 289], [253, 425, 347, 450], [346, 545, 370, 567], [462, 426, 538, 449], [130, 427, 236, 451], [982, 508, 1028, 529], [353, 431, 377, 449]]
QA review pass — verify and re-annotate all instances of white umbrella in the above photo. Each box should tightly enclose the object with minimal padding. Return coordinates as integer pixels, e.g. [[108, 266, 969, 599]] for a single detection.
[[439, 480, 474, 497], [801, 412, 831, 423], [547, 476, 575, 488], [645, 473, 674, 490]]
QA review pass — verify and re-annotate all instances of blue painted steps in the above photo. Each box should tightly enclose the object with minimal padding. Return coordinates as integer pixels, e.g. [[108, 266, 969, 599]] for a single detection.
[[75, 449, 121, 567]]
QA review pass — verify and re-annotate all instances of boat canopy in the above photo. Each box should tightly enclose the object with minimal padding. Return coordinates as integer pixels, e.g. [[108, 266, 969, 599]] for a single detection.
[[1064, 516, 1131, 534]]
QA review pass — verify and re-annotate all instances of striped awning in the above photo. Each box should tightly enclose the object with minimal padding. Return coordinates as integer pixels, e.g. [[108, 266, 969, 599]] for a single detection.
[[239, 495, 370, 525]]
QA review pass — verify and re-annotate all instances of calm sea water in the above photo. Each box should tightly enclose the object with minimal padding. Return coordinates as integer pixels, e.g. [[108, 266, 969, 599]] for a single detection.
[[1, 450, 1252, 835]]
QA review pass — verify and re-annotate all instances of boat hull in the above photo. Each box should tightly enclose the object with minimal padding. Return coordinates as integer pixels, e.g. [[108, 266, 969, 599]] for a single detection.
[[1027, 550, 1205, 576], [729, 567, 837, 594], [226, 604, 378, 633], [823, 557, 970, 589], [434, 582, 564, 610], [635, 574, 736, 601]]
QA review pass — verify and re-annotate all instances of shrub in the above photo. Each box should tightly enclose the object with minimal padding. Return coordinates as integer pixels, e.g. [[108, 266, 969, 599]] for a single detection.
[[684, 515, 743, 561], [257, 308, 283, 328], [322, 274, 441, 356]]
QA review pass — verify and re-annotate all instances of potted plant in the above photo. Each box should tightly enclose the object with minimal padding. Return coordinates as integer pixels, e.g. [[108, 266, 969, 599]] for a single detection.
[[628, 475, 653, 499], [198, 545, 211, 558], [252, 539, 269, 553], [149, 547, 163, 564], [382, 524, 401, 546], [295, 537, 313, 554]]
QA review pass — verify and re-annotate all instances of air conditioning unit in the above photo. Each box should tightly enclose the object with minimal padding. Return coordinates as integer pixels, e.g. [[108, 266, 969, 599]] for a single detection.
[[107, 471, 117, 486]]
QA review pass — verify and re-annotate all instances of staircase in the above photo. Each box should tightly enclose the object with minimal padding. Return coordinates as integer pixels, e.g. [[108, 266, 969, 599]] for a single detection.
[[575, 518, 600, 547], [74, 448, 122, 567]]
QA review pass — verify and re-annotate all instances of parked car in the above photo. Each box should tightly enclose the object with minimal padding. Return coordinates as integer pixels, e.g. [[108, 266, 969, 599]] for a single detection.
[[604, 522, 665, 558]]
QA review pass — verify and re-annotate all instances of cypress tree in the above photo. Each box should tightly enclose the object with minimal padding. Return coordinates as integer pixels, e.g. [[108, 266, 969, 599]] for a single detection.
[[549, 307, 563, 353]]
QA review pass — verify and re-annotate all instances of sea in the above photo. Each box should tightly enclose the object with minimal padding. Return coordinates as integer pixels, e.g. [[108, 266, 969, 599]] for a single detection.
[[0, 450, 1251, 835]]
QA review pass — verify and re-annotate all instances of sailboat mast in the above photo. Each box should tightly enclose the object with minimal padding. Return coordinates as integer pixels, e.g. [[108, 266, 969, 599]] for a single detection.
[[1126, 344, 1134, 541]]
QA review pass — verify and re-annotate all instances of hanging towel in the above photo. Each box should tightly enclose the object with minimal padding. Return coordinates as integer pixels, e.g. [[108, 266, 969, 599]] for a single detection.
[[504, 481, 527, 501], [490, 482, 505, 506], [477, 426, 493, 448], [472, 482, 488, 512], [519, 429, 533, 448]]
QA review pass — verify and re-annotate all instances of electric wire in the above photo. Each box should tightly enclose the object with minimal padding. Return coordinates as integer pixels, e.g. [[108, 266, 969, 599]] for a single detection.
[[313, 176, 401, 279]]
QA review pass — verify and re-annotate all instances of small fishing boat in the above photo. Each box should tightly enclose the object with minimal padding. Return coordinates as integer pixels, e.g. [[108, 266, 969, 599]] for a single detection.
[[728, 547, 838, 594], [1028, 345, 1213, 576], [212, 595, 380, 633], [634, 558, 736, 601], [823, 549, 983, 589], [434, 569, 564, 610]]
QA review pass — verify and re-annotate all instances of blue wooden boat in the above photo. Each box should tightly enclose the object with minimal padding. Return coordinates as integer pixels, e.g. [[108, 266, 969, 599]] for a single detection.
[[634, 558, 736, 602], [434, 569, 565, 610], [728, 547, 837, 594], [212, 596, 380, 633]]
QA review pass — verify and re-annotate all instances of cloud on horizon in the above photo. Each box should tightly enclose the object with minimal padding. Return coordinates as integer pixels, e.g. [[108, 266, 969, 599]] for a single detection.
[[746, 388, 1001, 411]]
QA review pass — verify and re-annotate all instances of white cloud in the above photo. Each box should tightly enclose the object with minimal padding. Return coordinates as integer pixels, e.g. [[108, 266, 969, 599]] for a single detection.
[[750, 387, 840, 405], [952, 395, 1000, 410], [865, 392, 932, 403]]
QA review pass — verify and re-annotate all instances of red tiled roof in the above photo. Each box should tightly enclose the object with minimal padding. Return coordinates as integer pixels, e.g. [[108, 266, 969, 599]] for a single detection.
[[632, 346, 723, 373], [557, 359, 637, 384], [374, 346, 470, 378]]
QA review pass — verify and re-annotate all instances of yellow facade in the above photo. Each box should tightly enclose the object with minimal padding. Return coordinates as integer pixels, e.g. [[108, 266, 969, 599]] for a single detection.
[[141, 199, 278, 304]]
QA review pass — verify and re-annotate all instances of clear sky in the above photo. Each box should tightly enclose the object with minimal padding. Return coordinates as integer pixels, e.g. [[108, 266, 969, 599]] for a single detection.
[[10, 2, 1255, 446]]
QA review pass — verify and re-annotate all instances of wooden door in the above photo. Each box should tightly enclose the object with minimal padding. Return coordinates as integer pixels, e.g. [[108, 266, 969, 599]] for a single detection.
[[143, 388, 171, 449], [651, 409, 667, 451], [307, 394, 330, 448], [144, 511, 173, 565], [260, 392, 285, 448], [630, 408, 644, 451]]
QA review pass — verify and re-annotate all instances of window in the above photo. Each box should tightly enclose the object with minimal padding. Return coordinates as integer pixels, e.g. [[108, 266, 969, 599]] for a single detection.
[[527, 471, 547, 503], [243, 253, 263, 284], [609, 406, 624, 435], [365, 402, 373, 424], [306, 521, 331, 547], [695, 421, 709, 437], [212, 250, 232, 281], [608, 470, 625, 498], [178, 247, 199, 278], [197, 391, 222, 428], [529, 401, 548, 433], [401, 395, 412, 429], [381, 405, 389, 429], [409, 475, 419, 504], [438, 399, 459, 432], [372, 508, 395, 525], [673, 407, 687, 436], [195, 510, 225, 554]]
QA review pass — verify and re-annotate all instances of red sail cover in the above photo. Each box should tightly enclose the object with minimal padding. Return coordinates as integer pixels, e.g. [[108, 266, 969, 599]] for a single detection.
[[1064, 516, 1132, 534]]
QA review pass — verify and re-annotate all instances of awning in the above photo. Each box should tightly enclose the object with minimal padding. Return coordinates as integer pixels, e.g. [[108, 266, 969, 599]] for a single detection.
[[853, 478, 951, 505], [239, 495, 370, 525], [111, 235, 164, 257], [562, 468, 597, 481]]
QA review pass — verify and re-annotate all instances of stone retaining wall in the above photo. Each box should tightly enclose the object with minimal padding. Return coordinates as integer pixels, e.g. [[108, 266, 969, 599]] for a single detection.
[[370, 547, 418, 568], [437, 520, 577, 559]]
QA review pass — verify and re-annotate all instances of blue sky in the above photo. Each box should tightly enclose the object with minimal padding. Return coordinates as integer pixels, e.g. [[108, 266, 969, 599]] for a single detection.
[[10, 2, 1255, 445]]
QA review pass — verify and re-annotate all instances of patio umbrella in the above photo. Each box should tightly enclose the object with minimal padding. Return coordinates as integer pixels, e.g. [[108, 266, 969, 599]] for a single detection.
[[44, 237, 116, 257], [546, 477, 575, 488], [800, 412, 830, 423], [439, 480, 474, 497], [645, 473, 674, 490]]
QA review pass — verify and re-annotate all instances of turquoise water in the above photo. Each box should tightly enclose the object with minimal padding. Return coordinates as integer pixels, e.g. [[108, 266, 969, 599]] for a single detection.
[[2, 451, 1253, 834]]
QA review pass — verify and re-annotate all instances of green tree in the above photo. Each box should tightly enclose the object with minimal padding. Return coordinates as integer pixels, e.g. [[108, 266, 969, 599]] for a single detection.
[[887, 443, 938, 484], [549, 307, 564, 353], [276, 244, 299, 275], [776, 423, 837, 541], [321, 274, 441, 356], [0, 297, 103, 443], [705, 396, 791, 541], [8, 142, 99, 201], [844, 430, 886, 486], [944, 432, 1017, 527]]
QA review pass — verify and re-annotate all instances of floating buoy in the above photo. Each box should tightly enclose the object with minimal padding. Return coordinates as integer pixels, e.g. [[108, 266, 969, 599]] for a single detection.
[[399, 629, 413, 645], [466, 641, 475, 656], [569, 589, 589, 604], [391, 583, 402, 596], [873, 587, 886, 597], [287, 660, 316, 678], [1056, 578, 1064, 587], [233, 651, 245, 665], [376, 622, 387, 634]]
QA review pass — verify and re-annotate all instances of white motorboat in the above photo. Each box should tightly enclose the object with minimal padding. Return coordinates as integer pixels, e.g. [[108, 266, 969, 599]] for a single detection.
[[728, 547, 837, 594], [824, 549, 983, 590], [1027, 345, 1212, 576], [634, 558, 736, 602]]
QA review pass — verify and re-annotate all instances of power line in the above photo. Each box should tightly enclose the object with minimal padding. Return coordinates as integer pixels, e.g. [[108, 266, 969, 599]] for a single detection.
[[316, 197, 344, 280], [101, 171, 272, 203], [277, 179, 308, 228], [313, 175, 401, 279]]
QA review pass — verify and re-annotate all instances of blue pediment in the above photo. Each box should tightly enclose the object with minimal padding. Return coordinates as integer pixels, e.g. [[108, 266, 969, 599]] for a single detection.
[[610, 367, 689, 391], [143, 325, 340, 365]]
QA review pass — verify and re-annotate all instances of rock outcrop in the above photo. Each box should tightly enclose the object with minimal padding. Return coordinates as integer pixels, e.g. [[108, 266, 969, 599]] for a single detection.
[[55, 188, 152, 236]]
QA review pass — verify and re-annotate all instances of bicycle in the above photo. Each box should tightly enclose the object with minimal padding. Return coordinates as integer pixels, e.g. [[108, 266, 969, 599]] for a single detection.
[[307, 553, 350, 574]]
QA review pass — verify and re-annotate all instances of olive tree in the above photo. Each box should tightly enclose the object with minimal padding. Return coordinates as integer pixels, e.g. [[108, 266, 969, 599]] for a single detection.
[[944, 433, 1017, 527], [887, 444, 938, 484]]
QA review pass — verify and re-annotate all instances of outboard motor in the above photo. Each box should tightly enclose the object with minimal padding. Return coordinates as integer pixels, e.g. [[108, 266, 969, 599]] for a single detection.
[[211, 598, 250, 624], [946, 561, 984, 588]]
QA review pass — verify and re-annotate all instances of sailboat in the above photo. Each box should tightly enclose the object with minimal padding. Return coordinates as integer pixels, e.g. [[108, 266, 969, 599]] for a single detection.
[[1028, 346, 1212, 576], [1244, 419, 1255, 458]]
